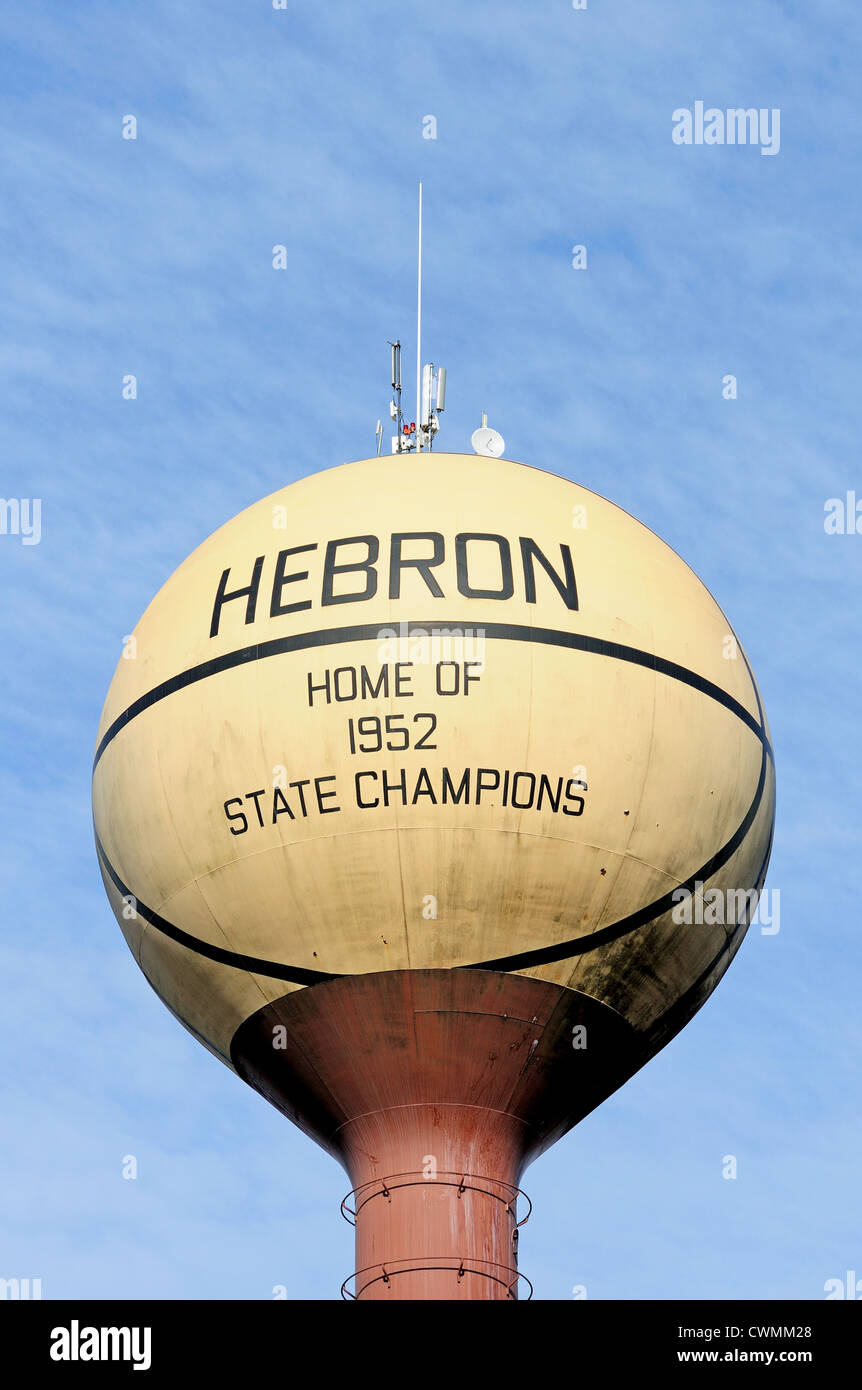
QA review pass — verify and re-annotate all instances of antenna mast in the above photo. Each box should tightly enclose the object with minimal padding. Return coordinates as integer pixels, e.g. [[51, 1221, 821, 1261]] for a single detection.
[[383, 184, 446, 455], [416, 182, 423, 453]]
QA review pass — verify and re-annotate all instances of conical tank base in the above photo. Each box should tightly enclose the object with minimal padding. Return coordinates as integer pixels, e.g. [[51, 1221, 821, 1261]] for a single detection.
[[230, 969, 646, 1300]]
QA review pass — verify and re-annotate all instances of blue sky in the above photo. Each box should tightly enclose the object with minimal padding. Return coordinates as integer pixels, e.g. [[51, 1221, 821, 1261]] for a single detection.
[[1, 0, 860, 1300]]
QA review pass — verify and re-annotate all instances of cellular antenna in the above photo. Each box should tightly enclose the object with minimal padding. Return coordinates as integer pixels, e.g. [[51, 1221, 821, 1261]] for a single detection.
[[388, 341, 403, 452]]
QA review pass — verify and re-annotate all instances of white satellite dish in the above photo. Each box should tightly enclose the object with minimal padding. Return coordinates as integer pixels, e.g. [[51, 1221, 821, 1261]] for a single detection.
[[471, 426, 505, 458]]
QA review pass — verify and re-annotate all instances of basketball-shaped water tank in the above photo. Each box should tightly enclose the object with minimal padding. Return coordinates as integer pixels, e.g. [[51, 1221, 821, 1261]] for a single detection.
[[93, 453, 774, 1261]]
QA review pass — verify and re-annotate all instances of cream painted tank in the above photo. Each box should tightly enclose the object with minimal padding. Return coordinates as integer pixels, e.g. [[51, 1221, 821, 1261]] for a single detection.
[[94, 450, 777, 1297], [93, 452, 775, 1069]]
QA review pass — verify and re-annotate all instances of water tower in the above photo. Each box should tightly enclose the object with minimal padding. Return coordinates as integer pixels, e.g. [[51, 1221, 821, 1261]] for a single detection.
[[92, 205, 774, 1298]]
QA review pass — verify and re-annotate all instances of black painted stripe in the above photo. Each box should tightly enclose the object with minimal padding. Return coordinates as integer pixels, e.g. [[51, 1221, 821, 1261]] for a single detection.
[[466, 728, 772, 973], [95, 618, 775, 988], [96, 833, 341, 987], [94, 725, 773, 988], [464, 625, 777, 975], [117, 812, 776, 1065], [93, 619, 774, 771], [644, 815, 776, 1045]]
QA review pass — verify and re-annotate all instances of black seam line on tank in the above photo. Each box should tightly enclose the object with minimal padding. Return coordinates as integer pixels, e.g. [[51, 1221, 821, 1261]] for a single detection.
[[466, 732, 771, 974], [739, 640, 766, 739], [645, 819, 775, 1043], [93, 725, 771, 989], [127, 820, 778, 1060], [95, 834, 343, 987], [92, 619, 775, 772]]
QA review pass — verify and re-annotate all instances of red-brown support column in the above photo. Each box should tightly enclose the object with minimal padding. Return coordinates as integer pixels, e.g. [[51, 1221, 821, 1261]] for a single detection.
[[342, 1107, 527, 1299], [231, 968, 645, 1301]]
